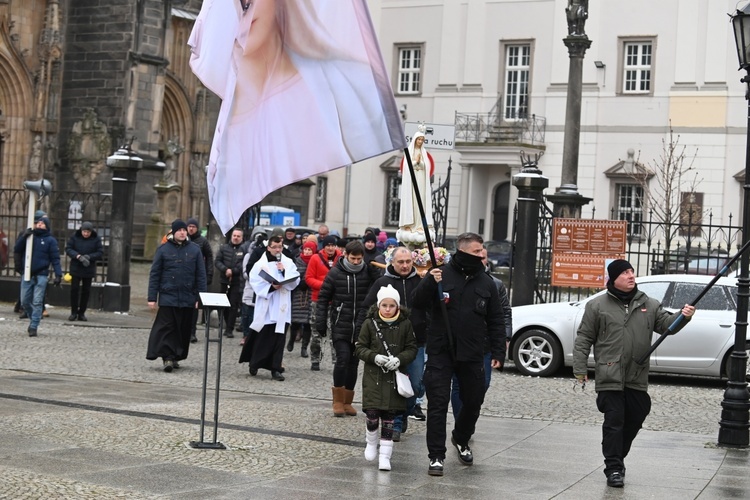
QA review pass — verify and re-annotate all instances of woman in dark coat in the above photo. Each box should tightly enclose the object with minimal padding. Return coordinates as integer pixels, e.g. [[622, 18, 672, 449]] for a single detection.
[[288, 241, 316, 356], [146, 219, 207, 371], [65, 221, 103, 321]]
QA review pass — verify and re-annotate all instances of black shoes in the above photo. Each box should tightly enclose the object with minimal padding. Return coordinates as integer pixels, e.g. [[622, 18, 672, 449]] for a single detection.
[[301, 346, 308, 358], [163, 360, 174, 372], [286, 336, 295, 352], [190, 334, 198, 343], [68, 314, 77, 321], [77, 313, 88, 322], [410, 404, 426, 421], [607, 471, 624, 488], [225, 331, 234, 339], [392, 430, 401, 442], [428, 458, 444, 476], [28, 327, 37, 337], [172, 361, 180, 369], [311, 362, 320, 371], [272, 371, 285, 381], [451, 436, 473, 465], [249, 367, 258, 376]]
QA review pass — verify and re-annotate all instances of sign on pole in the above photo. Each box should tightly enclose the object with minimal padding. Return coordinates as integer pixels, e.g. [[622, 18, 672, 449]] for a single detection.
[[404, 122, 456, 151]]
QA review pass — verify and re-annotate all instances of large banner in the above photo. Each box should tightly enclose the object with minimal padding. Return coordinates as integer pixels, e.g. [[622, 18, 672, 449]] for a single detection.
[[189, 0, 406, 233]]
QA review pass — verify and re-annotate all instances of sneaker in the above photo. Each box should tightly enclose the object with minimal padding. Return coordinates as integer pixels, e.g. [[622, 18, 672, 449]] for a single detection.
[[410, 404, 426, 421], [77, 313, 88, 322], [27, 327, 37, 337], [451, 436, 473, 465], [163, 360, 174, 373], [68, 314, 77, 321], [428, 458, 444, 476], [272, 371, 285, 381], [311, 362, 320, 371], [607, 471, 624, 488]]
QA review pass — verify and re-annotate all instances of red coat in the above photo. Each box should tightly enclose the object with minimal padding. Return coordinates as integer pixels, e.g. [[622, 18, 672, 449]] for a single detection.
[[305, 249, 341, 301]]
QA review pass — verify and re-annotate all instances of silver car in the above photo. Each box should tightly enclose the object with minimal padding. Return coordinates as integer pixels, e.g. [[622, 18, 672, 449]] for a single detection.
[[509, 274, 748, 378]]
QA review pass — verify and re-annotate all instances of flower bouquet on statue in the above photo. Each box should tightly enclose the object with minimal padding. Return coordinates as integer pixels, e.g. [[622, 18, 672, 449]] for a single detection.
[[412, 247, 450, 274]]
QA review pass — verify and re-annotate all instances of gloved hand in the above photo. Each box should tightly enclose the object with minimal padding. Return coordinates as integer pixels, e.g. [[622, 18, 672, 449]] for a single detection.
[[79, 255, 90, 267], [318, 329, 327, 338], [53, 276, 62, 287], [374, 354, 389, 367], [384, 356, 400, 371], [24, 228, 33, 237]]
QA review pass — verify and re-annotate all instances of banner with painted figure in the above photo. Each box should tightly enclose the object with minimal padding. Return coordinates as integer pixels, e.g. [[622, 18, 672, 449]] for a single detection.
[[189, 0, 406, 233]]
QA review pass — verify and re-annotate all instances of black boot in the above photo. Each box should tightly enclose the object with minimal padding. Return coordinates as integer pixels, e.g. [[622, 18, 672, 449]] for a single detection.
[[286, 330, 295, 352]]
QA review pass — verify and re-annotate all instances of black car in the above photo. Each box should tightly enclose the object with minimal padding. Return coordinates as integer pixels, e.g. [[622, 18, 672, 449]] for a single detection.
[[485, 239, 512, 268]]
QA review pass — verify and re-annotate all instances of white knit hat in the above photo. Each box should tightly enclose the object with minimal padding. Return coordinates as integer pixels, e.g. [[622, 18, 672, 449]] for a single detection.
[[376, 284, 401, 307]]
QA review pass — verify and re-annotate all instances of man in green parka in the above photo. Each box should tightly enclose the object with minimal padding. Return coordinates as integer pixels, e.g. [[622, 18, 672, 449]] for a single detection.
[[573, 259, 695, 488]]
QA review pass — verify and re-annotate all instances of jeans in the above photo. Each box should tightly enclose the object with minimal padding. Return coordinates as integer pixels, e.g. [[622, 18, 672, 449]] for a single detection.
[[240, 303, 255, 338], [393, 346, 425, 433], [21, 275, 48, 330], [451, 352, 492, 419]]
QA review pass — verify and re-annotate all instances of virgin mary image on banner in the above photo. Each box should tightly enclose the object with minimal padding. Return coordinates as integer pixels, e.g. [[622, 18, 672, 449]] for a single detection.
[[189, 0, 406, 233]]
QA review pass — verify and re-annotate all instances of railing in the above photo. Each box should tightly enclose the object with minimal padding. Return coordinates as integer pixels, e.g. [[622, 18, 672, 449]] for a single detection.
[[511, 202, 743, 304], [454, 96, 546, 145], [0, 189, 111, 280]]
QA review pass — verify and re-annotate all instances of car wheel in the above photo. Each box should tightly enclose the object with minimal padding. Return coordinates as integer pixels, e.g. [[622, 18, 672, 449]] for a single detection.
[[722, 347, 750, 381], [512, 329, 563, 377]]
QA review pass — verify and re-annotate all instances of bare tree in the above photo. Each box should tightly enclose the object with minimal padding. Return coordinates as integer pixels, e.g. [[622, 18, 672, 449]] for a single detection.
[[628, 125, 701, 272]]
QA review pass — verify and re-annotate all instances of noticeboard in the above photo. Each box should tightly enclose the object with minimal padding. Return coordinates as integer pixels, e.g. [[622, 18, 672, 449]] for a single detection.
[[551, 254, 624, 288], [553, 219, 627, 254]]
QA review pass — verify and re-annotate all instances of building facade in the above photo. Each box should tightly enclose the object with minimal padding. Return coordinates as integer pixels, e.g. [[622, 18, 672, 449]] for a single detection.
[[316, 0, 746, 247]]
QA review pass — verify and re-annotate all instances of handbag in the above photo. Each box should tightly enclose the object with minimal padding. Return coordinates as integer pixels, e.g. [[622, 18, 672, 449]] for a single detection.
[[371, 319, 414, 398]]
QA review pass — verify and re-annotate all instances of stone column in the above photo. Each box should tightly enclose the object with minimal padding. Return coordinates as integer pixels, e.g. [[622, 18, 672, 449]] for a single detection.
[[548, 0, 593, 218]]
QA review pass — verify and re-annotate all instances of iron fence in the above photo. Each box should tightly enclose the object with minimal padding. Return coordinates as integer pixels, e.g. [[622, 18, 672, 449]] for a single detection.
[[455, 111, 546, 145], [512, 202, 743, 304], [0, 189, 111, 280]]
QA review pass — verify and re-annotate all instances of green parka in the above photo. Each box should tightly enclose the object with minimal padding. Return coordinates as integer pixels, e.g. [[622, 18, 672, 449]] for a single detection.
[[573, 288, 689, 392], [355, 305, 418, 412]]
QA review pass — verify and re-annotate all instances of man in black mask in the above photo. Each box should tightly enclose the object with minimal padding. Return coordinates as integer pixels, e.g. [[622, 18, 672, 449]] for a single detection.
[[573, 259, 695, 488], [412, 232, 506, 477]]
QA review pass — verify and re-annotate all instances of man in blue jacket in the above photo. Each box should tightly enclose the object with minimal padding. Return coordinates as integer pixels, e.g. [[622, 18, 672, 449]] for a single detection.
[[14, 214, 63, 337], [146, 219, 207, 372]]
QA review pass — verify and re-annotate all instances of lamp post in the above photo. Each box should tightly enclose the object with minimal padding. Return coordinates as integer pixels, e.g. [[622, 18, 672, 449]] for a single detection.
[[105, 141, 142, 311], [719, 4, 750, 447]]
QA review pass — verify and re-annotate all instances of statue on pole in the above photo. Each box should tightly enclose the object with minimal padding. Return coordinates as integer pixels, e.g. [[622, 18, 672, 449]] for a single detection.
[[397, 124, 436, 249]]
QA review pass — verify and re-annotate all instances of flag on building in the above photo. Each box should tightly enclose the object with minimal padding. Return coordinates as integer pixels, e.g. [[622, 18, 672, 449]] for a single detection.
[[189, 0, 406, 233]]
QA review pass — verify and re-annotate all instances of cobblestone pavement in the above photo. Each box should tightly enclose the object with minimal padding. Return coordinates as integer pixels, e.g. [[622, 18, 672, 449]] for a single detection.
[[0, 262, 744, 498]]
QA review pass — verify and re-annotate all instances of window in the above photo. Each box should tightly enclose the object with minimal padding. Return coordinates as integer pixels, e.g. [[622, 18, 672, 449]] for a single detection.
[[622, 41, 653, 94], [503, 44, 531, 119], [396, 46, 422, 95], [385, 172, 400, 227], [314, 177, 327, 222], [616, 184, 644, 237]]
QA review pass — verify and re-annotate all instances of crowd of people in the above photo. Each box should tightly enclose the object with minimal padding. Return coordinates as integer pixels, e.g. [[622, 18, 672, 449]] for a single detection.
[[13, 215, 692, 485]]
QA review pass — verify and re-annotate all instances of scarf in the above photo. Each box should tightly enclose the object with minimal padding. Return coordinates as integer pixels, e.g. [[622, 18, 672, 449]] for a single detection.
[[379, 311, 400, 323], [607, 280, 638, 304], [450, 250, 485, 276], [341, 257, 364, 274]]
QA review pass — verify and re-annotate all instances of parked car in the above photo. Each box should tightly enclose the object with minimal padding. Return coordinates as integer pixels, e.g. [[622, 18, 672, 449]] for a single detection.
[[509, 274, 748, 379], [485, 239, 512, 268], [686, 256, 736, 276]]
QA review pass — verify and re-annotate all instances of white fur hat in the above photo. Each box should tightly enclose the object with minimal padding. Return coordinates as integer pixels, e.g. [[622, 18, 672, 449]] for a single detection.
[[377, 284, 401, 307]]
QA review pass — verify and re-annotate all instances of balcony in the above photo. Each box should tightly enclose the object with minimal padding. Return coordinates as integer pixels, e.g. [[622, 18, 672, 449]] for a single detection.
[[455, 111, 546, 146]]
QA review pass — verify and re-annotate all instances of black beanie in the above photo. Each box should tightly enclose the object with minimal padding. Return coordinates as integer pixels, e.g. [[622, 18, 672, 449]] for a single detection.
[[607, 259, 633, 282], [186, 217, 199, 227], [363, 233, 377, 243], [171, 219, 188, 233], [322, 235, 337, 247]]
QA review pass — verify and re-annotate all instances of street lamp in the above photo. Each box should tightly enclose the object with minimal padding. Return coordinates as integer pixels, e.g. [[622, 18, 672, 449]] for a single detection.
[[719, 4, 750, 447]]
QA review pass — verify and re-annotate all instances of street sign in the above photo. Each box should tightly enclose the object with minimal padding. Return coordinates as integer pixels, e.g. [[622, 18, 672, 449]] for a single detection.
[[551, 253, 623, 288], [553, 219, 627, 254], [404, 122, 456, 151]]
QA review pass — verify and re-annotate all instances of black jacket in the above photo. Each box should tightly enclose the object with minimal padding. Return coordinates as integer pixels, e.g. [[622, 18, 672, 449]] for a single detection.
[[65, 229, 104, 278], [363, 264, 427, 346], [148, 236, 207, 307], [214, 242, 246, 285], [412, 258, 506, 363], [189, 232, 214, 285], [315, 258, 374, 343]]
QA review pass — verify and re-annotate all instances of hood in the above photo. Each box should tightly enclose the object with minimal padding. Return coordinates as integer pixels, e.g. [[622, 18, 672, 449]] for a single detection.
[[384, 265, 417, 280]]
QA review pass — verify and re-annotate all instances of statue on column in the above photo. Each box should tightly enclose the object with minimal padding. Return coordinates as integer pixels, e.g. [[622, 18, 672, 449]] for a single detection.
[[397, 124, 436, 249], [566, 0, 589, 37]]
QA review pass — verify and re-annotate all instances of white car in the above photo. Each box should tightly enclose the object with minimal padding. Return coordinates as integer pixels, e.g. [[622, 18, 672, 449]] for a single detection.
[[509, 274, 748, 379]]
